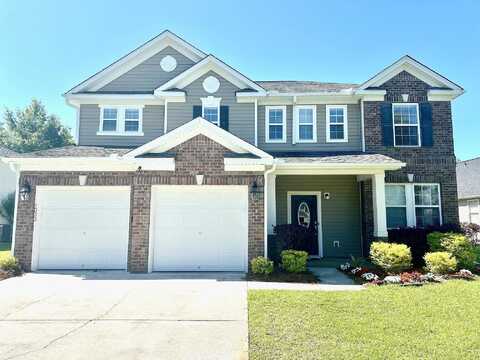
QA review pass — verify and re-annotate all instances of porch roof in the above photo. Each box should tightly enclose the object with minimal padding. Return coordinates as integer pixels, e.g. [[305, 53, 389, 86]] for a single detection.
[[271, 151, 402, 165]]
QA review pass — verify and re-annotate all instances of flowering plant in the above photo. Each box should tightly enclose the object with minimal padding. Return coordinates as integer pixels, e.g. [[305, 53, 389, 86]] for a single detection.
[[350, 267, 362, 275], [339, 262, 351, 271], [361, 272, 379, 282]]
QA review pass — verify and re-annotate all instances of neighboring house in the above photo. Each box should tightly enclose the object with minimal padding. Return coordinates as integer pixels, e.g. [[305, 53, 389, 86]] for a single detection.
[[457, 157, 480, 224], [0, 147, 17, 225], [1, 30, 463, 272]]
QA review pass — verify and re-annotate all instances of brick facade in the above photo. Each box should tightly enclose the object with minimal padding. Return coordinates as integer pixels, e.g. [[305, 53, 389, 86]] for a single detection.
[[362, 71, 459, 246], [14, 134, 264, 272]]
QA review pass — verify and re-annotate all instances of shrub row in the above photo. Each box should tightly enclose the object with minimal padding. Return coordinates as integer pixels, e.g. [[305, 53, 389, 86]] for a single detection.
[[250, 250, 309, 275]]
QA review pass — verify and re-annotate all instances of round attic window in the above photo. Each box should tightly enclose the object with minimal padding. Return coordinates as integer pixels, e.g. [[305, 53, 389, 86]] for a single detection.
[[160, 55, 177, 72], [202, 76, 220, 94]]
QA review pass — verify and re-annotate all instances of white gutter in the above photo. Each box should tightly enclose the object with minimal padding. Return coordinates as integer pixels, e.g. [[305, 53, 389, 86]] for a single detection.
[[360, 99, 365, 152], [254, 98, 258, 147], [263, 162, 277, 259]]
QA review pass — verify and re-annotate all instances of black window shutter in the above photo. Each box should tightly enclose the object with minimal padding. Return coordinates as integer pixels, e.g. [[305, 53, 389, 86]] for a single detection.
[[381, 103, 394, 146], [419, 102, 433, 147], [193, 105, 202, 119], [220, 106, 229, 131]]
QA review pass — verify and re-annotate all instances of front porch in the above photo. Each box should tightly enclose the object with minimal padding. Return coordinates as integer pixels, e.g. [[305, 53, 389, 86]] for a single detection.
[[264, 154, 405, 260]]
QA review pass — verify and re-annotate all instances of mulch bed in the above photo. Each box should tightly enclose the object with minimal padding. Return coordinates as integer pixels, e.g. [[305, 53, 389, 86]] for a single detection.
[[247, 270, 318, 283]]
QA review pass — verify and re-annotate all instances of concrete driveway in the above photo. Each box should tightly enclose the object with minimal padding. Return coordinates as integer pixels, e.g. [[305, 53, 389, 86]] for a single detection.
[[0, 272, 248, 360]]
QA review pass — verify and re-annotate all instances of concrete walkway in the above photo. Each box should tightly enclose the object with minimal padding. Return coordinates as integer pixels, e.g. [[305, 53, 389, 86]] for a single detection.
[[0, 272, 248, 360]]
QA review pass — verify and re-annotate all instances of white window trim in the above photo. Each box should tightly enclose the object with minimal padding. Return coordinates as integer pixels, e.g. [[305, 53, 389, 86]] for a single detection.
[[326, 105, 348, 143], [265, 105, 287, 143], [201, 96, 221, 126], [468, 199, 480, 223], [385, 183, 442, 229], [294, 105, 317, 143], [97, 105, 144, 136], [392, 103, 421, 148]]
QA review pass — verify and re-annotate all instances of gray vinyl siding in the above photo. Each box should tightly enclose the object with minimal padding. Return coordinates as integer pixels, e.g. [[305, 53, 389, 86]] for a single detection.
[[99, 46, 196, 92], [258, 104, 362, 152], [167, 70, 255, 144], [276, 175, 362, 257], [78, 104, 164, 147]]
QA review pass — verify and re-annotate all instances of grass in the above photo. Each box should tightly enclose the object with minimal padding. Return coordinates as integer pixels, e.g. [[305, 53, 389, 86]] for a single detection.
[[0, 242, 11, 262], [249, 280, 480, 360], [247, 270, 318, 283]]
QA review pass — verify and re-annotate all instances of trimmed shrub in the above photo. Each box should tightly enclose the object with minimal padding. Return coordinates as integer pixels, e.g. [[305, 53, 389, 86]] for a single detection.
[[387, 224, 462, 267], [0, 254, 21, 276], [424, 252, 457, 274], [370, 242, 412, 274], [280, 250, 308, 273], [427, 232, 476, 270], [250, 257, 274, 275], [273, 224, 316, 254]]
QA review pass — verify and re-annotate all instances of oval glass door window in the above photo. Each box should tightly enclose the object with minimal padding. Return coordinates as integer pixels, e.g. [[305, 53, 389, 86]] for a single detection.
[[297, 202, 311, 228]]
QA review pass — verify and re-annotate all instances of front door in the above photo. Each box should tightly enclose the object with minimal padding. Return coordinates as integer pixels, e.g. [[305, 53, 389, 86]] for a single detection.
[[290, 195, 319, 255]]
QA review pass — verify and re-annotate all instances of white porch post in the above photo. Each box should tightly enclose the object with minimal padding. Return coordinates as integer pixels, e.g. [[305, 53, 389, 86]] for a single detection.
[[266, 173, 276, 235], [371, 172, 388, 238]]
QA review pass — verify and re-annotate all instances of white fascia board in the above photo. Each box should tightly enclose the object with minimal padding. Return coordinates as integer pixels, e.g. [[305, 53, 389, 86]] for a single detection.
[[3, 157, 175, 172], [65, 30, 206, 94], [274, 161, 405, 172], [427, 89, 464, 101], [156, 55, 266, 94], [358, 55, 464, 92], [65, 93, 162, 107], [152, 91, 186, 102], [224, 158, 273, 172], [125, 117, 273, 160]]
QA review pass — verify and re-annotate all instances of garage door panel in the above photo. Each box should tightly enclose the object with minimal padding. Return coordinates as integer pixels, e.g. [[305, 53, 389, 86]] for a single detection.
[[34, 187, 130, 270], [152, 186, 248, 272]]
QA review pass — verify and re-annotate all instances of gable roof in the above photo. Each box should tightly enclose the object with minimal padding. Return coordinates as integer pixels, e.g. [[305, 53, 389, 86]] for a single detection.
[[65, 30, 207, 94], [155, 55, 266, 94], [125, 117, 272, 159], [0, 146, 17, 157], [457, 157, 480, 199], [358, 55, 464, 92]]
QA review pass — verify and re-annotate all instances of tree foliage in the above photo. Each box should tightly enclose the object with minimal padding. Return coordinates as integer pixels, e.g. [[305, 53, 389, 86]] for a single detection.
[[0, 99, 74, 153]]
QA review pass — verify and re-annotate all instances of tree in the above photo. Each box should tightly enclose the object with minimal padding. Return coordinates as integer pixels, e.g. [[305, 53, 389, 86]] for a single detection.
[[0, 192, 15, 225], [0, 99, 74, 153]]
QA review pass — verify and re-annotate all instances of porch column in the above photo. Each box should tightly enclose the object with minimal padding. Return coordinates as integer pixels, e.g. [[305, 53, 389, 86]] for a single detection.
[[266, 173, 276, 235], [371, 172, 388, 239]]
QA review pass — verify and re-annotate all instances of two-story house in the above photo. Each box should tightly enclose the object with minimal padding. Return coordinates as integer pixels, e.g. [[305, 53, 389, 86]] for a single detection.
[[3, 31, 463, 272]]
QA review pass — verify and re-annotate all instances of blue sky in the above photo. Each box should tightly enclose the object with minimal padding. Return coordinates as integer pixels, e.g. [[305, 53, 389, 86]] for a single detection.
[[1, 0, 478, 159]]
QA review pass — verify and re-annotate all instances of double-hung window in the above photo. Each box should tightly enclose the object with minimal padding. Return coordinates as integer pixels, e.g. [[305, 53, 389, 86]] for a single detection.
[[98, 106, 143, 136], [326, 105, 348, 142], [124, 108, 140, 132], [414, 184, 441, 227], [266, 106, 286, 143], [101, 108, 118, 132], [201, 96, 221, 126], [385, 183, 442, 229], [468, 200, 480, 224], [294, 105, 316, 143], [385, 185, 407, 228], [392, 103, 420, 147]]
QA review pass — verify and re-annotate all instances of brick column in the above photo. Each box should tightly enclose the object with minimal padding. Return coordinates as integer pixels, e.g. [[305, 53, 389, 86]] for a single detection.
[[248, 186, 264, 263], [128, 184, 151, 273]]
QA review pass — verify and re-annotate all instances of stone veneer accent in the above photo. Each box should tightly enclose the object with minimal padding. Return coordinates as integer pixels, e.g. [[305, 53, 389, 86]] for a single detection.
[[361, 71, 459, 248], [14, 134, 264, 272]]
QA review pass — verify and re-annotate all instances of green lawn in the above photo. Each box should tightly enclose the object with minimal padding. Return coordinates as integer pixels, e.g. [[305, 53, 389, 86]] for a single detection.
[[249, 280, 480, 360], [0, 242, 11, 261]]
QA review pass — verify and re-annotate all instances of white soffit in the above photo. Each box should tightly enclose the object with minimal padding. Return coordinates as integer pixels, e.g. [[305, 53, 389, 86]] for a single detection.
[[65, 30, 206, 94], [124, 117, 272, 159]]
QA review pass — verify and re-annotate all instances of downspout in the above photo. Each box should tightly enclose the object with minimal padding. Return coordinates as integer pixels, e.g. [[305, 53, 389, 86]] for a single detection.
[[360, 98, 366, 152], [163, 99, 169, 134], [254, 98, 258, 147], [263, 162, 277, 259]]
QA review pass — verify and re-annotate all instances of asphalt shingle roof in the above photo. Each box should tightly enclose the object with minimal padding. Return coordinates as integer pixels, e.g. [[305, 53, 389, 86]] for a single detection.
[[270, 151, 402, 164], [7, 146, 132, 158], [0, 147, 17, 157], [457, 157, 480, 199], [256, 81, 359, 93]]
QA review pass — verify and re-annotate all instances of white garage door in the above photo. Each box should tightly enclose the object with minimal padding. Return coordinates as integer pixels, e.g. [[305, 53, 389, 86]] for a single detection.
[[33, 187, 130, 270], [151, 186, 248, 272]]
